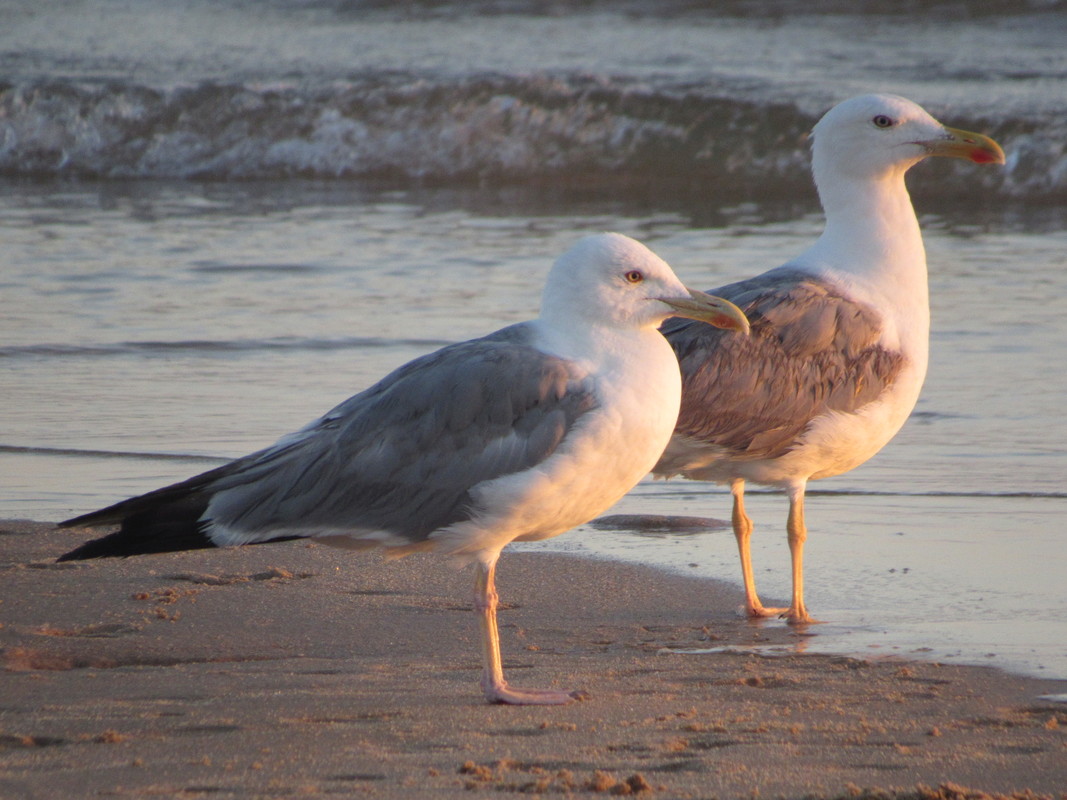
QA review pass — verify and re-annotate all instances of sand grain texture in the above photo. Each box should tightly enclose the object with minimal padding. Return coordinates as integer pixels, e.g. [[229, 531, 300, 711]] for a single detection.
[[1, 520, 1064, 799]]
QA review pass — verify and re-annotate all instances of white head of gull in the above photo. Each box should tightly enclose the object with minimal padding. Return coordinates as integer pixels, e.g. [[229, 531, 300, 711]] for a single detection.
[[57, 232, 748, 706], [654, 93, 1004, 624]]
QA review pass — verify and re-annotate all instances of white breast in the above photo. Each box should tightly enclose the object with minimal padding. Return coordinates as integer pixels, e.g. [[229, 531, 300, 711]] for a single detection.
[[434, 327, 682, 556]]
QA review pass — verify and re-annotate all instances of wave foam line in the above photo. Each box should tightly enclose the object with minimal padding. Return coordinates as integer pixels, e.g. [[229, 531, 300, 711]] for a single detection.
[[0, 444, 231, 464], [1, 77, 1057, 199], [0, 335, 449, 359]]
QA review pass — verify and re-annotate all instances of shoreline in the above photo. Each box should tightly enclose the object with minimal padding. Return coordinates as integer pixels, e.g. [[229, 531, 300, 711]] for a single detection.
[[2, 519, 1065, 798]]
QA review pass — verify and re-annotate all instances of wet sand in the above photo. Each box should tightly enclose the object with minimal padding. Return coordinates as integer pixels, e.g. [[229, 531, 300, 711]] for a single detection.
[[1, 519, 1064, 799]]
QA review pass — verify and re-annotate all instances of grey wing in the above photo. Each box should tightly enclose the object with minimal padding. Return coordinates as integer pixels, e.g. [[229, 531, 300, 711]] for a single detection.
[[659, 268, 905, 464], [204, 331, 599, 543]]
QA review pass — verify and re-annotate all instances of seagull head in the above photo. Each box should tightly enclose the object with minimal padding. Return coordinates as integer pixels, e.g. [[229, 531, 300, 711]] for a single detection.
[[811, 93, 1005, 185], [541, 233, 749, 334]]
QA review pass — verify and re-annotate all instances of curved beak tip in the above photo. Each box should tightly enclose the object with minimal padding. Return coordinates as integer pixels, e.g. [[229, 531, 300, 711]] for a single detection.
[[969, 145, 1006, 165], [662, 288, 750, 335], [931, 126, 1006, 166]]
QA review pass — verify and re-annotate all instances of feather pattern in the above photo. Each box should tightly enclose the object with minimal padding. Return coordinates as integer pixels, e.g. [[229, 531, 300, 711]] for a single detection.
[[658, 268, 904, 471], [60, 323, 598, 556]]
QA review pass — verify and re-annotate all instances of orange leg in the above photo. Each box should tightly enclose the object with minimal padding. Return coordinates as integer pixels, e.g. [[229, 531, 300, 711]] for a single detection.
[[784, 484, 814, 624], [732, 479, 788, 619]]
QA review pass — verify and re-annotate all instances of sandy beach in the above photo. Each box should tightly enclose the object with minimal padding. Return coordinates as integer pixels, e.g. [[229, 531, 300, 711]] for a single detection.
[[1, 519, 1064, 799]]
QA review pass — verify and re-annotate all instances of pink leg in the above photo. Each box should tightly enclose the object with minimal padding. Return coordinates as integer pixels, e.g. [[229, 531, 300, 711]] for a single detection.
[[476, 555, 584, 705]]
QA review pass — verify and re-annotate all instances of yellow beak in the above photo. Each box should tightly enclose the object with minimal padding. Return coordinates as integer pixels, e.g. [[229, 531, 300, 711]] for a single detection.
[[660, 288, 750, 335], [924, 126, 1005, 165]]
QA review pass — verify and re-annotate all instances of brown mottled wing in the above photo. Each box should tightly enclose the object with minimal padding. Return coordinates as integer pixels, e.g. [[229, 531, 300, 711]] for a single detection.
[[659, 268, 905, 467]]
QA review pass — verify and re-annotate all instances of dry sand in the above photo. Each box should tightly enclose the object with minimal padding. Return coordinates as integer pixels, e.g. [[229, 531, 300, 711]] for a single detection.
[[1, 519, 1064, 799]]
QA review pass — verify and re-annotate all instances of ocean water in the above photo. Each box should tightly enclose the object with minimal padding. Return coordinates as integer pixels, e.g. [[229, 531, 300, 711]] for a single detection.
[[1, 1, 1065, 682]]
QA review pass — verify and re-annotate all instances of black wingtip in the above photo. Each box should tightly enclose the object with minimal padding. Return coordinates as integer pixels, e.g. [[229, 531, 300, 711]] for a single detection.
[[57, 511, 118, 530], [57, 523, 218, 561]]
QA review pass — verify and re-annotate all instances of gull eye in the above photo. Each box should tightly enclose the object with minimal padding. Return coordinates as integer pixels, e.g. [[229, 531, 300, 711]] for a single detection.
[[872, 114, 895, 129], [624, 270, 644, 284]]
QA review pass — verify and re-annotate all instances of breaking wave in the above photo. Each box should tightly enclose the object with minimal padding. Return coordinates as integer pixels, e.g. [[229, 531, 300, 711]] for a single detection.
[[2, 75, 1061, 200]]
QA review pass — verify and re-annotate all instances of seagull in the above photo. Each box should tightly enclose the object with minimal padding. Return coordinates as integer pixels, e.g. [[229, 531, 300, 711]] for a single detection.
[[57, 232, 749, 705], [654, 94, 1005, 624]]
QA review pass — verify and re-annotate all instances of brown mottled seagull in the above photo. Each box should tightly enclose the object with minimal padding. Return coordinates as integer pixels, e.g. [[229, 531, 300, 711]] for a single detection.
[[654, 94, 1004, 624], [57, 232, 749, 705]]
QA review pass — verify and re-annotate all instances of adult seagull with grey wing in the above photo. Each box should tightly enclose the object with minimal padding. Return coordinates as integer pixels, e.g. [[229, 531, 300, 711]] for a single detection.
[[58, 232, 749, 705], [655, 94, 1004, 624]]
